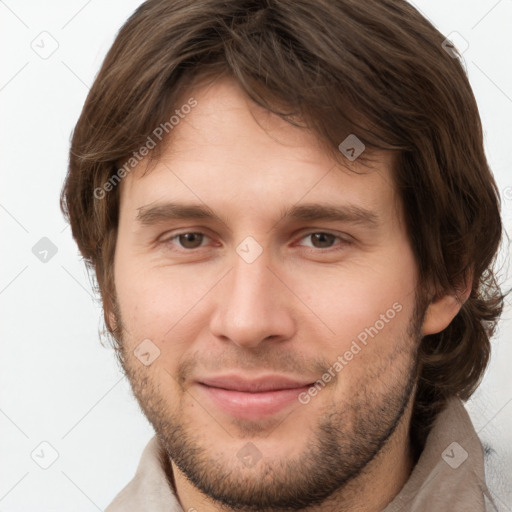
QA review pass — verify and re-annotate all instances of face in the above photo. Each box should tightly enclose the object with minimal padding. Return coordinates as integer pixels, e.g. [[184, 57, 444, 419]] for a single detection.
[[112, 76, 426, 511]]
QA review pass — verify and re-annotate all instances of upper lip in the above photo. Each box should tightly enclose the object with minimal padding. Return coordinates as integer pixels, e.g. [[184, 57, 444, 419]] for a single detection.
[[199, 374, 314, 392]]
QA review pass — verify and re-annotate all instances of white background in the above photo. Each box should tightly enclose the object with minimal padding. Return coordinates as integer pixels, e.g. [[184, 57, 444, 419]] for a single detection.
[[0, 1, 511, 510]]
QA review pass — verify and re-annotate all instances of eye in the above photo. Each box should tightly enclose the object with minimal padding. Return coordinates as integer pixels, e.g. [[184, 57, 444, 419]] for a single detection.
[[297, 232, 350, 250], [164, 232, 210, 250], [159, 230, 351, 253]]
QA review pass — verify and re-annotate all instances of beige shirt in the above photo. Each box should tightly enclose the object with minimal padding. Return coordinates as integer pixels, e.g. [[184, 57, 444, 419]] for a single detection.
[[106, 397, 499, 511]]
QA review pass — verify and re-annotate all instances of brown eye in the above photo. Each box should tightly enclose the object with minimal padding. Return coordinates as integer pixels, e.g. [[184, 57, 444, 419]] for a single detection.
[[177, 232, 205, 249], [309, 233, 337, 248]]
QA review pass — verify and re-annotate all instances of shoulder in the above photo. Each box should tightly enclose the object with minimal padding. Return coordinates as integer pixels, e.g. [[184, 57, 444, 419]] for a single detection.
[[480, 438, 512, 512]]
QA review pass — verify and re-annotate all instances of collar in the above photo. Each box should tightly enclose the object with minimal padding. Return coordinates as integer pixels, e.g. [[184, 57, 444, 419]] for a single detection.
[[383, 396, 495, 511]]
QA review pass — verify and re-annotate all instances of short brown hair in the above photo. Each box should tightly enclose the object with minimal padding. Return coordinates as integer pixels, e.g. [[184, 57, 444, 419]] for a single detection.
[[61, 0, 506, 454]]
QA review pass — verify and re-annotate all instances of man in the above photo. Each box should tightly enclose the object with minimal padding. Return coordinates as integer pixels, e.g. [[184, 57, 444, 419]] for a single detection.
[[60, 0, 506, 510]]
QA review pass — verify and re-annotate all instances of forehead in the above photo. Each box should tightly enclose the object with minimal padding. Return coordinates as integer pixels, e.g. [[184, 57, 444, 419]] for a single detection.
[[118, 77, 399, 226]]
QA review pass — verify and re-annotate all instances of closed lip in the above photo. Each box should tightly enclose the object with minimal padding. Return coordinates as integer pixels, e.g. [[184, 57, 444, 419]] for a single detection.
[[198, 374, 314, 392]]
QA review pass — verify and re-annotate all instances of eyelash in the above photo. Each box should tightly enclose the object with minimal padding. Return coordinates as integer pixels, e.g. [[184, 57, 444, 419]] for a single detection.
[[160, 230, 352, 253]]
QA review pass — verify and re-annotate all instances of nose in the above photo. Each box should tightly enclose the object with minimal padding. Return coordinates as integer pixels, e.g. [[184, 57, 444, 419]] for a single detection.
[[209, 248, 296, 349]]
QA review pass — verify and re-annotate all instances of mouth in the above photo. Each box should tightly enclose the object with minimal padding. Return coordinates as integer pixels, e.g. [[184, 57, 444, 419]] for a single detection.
[[195, 374, 315, 420]]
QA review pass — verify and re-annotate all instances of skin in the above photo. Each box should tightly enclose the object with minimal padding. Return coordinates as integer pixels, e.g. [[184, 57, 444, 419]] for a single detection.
[[110, 76, 466, 512]]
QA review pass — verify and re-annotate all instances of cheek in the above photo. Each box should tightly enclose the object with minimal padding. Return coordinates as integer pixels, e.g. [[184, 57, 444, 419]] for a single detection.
[[114, 257, 217, 348], [114, 248, 164, 343], [286, 251, 417, 355], [297, 268, 417, 398]]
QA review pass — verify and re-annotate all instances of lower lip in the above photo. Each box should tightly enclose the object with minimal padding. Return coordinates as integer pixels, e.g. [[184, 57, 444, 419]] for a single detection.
[[197, 383, 312, 420]]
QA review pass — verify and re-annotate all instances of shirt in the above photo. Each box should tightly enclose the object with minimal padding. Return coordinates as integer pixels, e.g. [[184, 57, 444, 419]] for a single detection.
[[105, 396, 501, 511]]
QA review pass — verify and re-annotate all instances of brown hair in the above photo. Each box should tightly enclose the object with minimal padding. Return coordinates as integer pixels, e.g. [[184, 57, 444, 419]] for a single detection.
[[61, 0, 506, 455]]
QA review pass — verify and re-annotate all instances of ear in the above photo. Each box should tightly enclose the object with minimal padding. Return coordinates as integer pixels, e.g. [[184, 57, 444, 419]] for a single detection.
[[106, 311, 118, 331], [102, 288, 119, 332], [422, 270, 472, 336]]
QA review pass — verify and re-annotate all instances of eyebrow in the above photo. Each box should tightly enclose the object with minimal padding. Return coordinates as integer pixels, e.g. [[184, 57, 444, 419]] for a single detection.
[[135, 201, 380, 229]]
